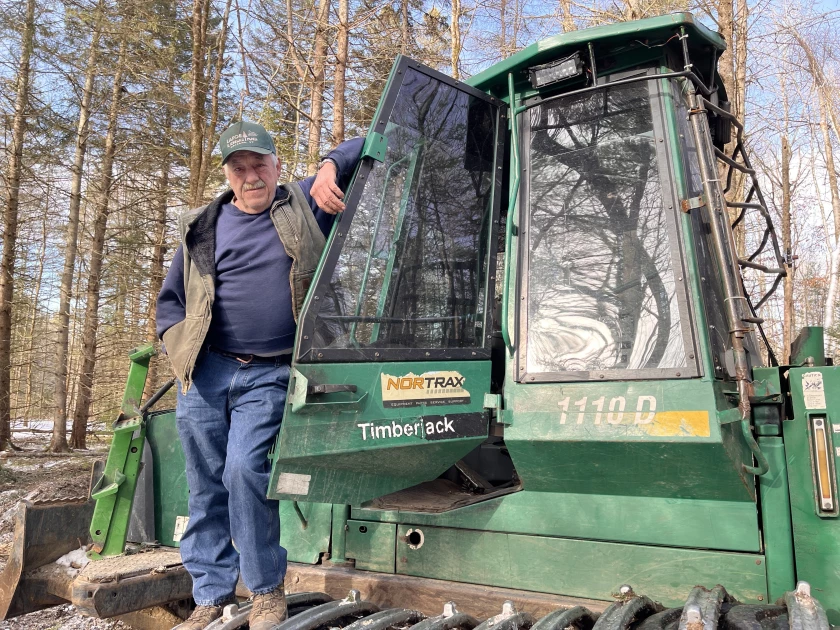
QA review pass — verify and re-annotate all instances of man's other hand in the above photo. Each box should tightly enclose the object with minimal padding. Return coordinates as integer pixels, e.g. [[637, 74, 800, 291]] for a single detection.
[[311, 161, 346, 214]]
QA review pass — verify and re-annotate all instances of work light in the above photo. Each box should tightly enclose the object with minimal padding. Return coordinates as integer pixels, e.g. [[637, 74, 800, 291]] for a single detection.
[[529, 53, 583, 89]]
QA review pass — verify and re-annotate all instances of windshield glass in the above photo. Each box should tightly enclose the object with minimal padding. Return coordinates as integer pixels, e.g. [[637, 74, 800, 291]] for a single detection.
[[308, 67, 498, 354], [524, 80, 687, 375]]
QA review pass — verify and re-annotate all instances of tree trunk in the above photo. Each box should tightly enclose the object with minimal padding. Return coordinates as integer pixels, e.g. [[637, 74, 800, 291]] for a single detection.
[[52, 3, 103, 452], [144, 162, 172, 402], [715, 0, 748, 252], [0, 0, 37, 451], [333, 0, 349, 145], [792, 29, 840, 334], [187, 0, 210, 207], [716, 0, 735, 112], [499, 0, 506, 58], [23, 206, 49, 426], [730, 0, 748, 254], [70, 36, 128, 449], [196, 0, 232, 203], [306, 0, 330, 175], [400, 0, 409, 55], [511, 0, 520, 56], [450, 0, 461, 79], [144, 71, 175, 402], [818, 88, 840, 333], [780, 134, 793, 362], [560, 0, 574, 32]]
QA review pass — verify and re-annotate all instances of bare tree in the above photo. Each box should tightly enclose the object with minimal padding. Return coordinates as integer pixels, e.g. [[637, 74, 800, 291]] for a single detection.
[[70, 33, 129, 449], [52, 0, 105, 452], [188, 0, 211, 207], [451, 0, 462, 79], [333, 0, 349, 144], [307, 0, 330, 175], [0, 0, 37, 451], [560, 0, 575, 32], [791, 28, 840, 335], [196, 0, 233, 203]]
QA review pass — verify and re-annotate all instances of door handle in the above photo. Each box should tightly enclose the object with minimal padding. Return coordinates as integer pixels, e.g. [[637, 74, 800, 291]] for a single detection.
[[308, 383, 358, 395], [290, 369, 366, 413]]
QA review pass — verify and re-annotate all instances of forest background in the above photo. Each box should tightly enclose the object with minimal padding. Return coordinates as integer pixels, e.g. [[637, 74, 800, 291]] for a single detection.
[[0, 0, 838, 452]]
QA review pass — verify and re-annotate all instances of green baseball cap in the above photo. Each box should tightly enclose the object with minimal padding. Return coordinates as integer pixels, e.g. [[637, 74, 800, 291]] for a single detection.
[[219, 121, 276, 164]]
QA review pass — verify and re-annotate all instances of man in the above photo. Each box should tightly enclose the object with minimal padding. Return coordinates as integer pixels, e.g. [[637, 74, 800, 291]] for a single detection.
[[157, 121, 363, 630]]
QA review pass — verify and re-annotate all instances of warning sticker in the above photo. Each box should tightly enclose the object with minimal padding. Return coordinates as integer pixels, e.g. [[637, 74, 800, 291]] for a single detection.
[[173, 516, 189, 542], [275, 472, 311, 496], [802, 371, 827, 410], [380, 371, 470, 408]]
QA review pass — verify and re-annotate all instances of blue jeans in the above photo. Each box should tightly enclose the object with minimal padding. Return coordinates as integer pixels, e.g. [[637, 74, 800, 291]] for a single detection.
[[176, 349, 289, 606]]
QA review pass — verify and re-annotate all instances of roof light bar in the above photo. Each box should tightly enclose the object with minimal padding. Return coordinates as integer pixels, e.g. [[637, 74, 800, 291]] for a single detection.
[[529, 53, 583, 89]]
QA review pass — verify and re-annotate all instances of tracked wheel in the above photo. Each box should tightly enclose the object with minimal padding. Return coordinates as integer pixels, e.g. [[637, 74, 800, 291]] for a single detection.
[[204, 582, 830, 630]]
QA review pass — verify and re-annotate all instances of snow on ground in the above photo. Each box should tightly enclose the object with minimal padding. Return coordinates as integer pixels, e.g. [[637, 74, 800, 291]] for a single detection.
[[0, 431, 127, 629]]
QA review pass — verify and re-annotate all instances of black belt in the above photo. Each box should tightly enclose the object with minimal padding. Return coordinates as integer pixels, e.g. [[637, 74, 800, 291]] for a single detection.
[[208, 346, 290, 364]]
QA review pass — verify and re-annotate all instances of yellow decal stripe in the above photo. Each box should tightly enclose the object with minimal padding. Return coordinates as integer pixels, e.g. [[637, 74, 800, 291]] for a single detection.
[[640, 411, 711, 437]]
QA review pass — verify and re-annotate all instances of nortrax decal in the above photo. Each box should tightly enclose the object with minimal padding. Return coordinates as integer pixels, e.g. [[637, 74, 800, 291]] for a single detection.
[[357, 413, 485, 442], [380, 370, 470, 408]]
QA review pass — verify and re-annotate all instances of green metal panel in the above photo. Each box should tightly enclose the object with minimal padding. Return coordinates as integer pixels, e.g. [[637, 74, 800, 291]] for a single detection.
[[395, 525, 766, 607], [757, 437, 795, 602], [269, 361, 491, 505], [330, 504, 350, 563], [502, 378, 755, 502], [791, 327, 826, 366], [346, 520, 396, 573], [786, 366, 840, 624], [145, 411, 188, 546], [354, 489, 760, 552], [280, 502, 332, 564], [752, 368, 784, 436]]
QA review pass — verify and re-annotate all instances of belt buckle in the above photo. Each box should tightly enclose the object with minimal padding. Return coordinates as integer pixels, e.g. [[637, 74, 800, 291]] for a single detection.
[[237, 354, 254, 364]]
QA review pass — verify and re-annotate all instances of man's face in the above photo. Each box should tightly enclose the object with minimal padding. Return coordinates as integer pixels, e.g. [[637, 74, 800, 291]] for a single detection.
[[224, 150, 280, 214]]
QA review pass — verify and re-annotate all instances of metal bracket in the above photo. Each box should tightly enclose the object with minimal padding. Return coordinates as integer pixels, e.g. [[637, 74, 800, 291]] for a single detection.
[[680, 194, 705, 212], [483, 393, 501, 410], [361, 132, 388, 163], [88, 345, 154, 560]]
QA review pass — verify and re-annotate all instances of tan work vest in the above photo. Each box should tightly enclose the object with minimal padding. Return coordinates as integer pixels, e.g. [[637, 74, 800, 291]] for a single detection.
[[162, 182, 327, 392]]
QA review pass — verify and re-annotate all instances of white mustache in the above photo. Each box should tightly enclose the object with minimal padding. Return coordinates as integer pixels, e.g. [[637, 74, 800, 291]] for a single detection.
[[242, 180, 267, 192]]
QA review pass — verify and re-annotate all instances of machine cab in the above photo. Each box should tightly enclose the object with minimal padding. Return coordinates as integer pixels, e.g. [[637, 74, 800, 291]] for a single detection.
[[270, 15, 785, 516]]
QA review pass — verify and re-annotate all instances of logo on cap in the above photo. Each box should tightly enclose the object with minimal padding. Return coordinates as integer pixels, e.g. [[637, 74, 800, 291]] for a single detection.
[[225, 131, 260, 149]]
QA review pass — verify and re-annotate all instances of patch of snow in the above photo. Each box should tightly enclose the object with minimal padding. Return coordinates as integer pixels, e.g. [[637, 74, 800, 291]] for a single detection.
[[0, 491, 37, 526], [55, 548, 90, 570]]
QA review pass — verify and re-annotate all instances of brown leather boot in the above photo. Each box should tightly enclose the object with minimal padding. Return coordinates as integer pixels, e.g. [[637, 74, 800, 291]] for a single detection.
[[173, 604, 225, 630], [249, 585, 288, 630]]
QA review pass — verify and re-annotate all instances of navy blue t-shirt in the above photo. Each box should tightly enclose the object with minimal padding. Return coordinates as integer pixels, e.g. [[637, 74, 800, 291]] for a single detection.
[[156, 137, 364, 354], [203, 203, 298, 354]]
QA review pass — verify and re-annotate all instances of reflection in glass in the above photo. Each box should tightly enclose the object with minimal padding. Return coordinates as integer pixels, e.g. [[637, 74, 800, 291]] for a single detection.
[[311, 68, 497, 351], [526, 82, 686, 373]]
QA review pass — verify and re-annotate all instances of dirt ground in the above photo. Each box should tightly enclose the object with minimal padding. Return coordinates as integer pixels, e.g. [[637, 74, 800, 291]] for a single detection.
[[0, 425, 128, 630]]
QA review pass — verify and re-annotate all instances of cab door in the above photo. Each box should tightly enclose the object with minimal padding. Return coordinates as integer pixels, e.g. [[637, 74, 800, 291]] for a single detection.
[[269, 56, 507, 505]]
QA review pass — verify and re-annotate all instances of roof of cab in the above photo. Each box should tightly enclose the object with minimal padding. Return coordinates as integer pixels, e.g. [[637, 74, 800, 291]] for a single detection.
[[466, 12, 726, 94]]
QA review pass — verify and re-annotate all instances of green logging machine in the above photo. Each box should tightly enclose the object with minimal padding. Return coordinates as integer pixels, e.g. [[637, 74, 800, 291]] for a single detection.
[[0, 12, 835, 630]]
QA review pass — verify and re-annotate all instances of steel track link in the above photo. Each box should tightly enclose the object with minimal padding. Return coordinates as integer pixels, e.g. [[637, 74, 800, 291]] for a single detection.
[[202, 582, 831, 630]]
